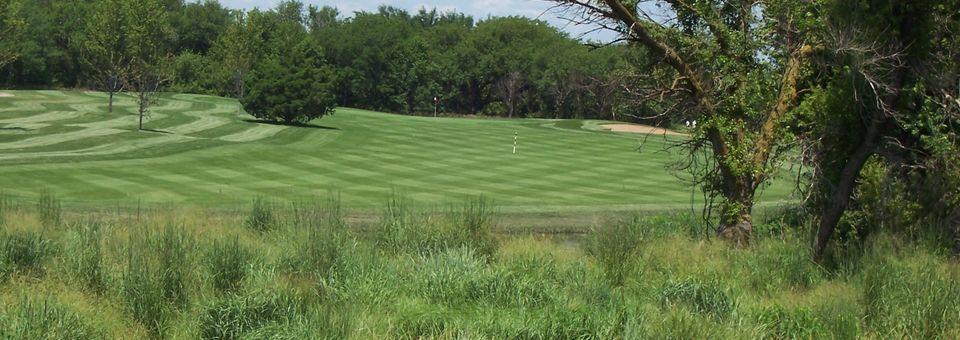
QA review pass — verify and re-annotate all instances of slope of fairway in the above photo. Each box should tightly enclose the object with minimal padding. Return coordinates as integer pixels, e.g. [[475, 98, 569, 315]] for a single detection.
[[0, 90, 793, 210]]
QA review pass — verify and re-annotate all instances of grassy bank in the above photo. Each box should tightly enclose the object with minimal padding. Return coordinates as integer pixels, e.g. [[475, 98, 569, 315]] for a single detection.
[[0, 194, 957, 339]]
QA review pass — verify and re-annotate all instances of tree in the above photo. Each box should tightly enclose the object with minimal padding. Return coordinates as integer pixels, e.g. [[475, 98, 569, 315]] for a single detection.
[[553, 0, 821, 245], [496, 70, 527, 118], [123, 0, 174, 131], [241, 39, 336, 124], [0, 0, 24, 68], [807, 0, 960, 260], [169, 0, 231, 54], [79, 0, 131, 113]]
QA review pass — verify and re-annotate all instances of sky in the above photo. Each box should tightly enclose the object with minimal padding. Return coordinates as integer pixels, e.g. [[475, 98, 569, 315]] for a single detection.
[[218, 0, 617, 42]]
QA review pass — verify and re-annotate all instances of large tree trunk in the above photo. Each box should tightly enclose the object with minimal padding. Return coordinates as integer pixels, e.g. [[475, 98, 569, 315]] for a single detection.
[[812, 128, 878, 261], [716, 182, 755, 247]]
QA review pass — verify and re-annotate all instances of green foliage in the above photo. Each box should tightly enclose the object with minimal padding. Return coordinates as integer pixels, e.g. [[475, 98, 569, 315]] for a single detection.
[[121, 223, 195, 337], [206, 236, 251, 293], [449, 194, 497, 259], [241, 38, 337, 124], [245, 196, 275, 233], [36, 190, 60, 228], [198, 291, 302, 339], [65, 219, 106, 294], [741, 238, 823, 294], [2, 295, 101, 339], [659, 279, 735, 320], [861, 248, 960, 338], [375, 194, 498, 256], [584, 216, 645, 287], [1, 230, 53, 280]]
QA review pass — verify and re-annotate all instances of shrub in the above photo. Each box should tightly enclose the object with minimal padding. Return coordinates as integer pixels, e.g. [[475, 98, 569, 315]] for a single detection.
[[3, 295, 101, 339], [658, 279, 735, 320], [37, 190, 61, 228], [206, 236, 251, 293], [245, 197, 275, 233], [241, 39, 336, 124]]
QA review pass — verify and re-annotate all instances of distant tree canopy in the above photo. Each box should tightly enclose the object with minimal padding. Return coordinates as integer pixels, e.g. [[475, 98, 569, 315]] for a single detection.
[[0, 0, 633, 121], [241, 39, 336, 124]]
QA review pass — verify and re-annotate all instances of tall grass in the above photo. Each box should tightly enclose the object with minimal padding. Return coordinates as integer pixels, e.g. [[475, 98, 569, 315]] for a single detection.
[[1, 194, 959, 337], [0, 192, 8, 226], [244, 196, 275, 233], [121, 223, 195, 337], [37, 190, 61, 228], [861, 245, 960, 338], [584, 215, 646, 286], [65, 219, 106, 294], [1, 294, 101, 339], [376, 193, 497, 256], [1, 230, 53, 281], [206, 236, 251, 293], [198, 291, 302, 339], [658, 279, 735, 320], [283, 195, 349, 281]]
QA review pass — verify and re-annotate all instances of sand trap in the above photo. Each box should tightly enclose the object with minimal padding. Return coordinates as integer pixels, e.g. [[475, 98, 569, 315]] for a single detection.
[[0, 92, 13, 98], [602, 124, 686, 136]]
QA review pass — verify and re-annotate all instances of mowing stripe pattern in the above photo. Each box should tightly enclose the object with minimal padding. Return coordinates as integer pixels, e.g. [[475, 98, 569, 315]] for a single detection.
[[0, 90, 792, 209]]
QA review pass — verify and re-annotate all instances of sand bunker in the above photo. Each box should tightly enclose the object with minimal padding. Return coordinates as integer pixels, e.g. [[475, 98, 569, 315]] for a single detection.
[[601, 124, 686, 136], [0, 92, 13, 98]]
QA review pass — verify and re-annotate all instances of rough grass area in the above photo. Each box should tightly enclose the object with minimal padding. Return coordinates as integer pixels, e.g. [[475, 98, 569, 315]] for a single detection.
[[0, 90, 792, 210], [0, 195, 956, 339]]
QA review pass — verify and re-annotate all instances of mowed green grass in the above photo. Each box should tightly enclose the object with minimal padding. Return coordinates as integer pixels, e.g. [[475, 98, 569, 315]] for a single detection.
[[0, 90, 793, 210]]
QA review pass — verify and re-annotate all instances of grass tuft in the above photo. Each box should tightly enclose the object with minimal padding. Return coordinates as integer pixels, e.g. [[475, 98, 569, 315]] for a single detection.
[[658, 279, 735, 320], [1, 230, 53, 280], [584, 215, 645, 286], [245, 196, 275, 233], [2, 294, 101, 339], [206, 236, 252, 293], [65, 219, 107, 294], [37, 190, 61, 228]]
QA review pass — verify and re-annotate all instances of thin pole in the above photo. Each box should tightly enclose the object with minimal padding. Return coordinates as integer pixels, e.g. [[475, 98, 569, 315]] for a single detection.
[[513, 131, 518, 154]]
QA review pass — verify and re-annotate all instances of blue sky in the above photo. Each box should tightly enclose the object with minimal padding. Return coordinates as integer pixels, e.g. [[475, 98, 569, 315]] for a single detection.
[[218, 0, 616, 41]]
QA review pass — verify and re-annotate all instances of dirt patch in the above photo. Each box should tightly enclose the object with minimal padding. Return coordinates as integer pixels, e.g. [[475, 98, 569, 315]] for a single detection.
[[601, 123, 686, 136], [0, 92, 13, 98]]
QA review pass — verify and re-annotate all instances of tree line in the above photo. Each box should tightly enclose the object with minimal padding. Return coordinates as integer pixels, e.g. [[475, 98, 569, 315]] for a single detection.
[[0, 0, 640, 121]]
